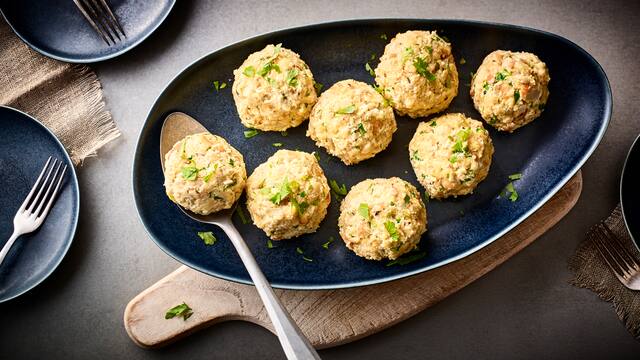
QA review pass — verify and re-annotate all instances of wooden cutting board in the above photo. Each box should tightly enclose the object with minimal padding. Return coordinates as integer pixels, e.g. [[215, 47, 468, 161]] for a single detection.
[[124, 172, 582, 349]]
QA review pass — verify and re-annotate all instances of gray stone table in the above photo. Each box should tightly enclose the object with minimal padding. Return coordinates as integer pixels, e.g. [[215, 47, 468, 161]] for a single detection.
[[1, 0, 640, 358]]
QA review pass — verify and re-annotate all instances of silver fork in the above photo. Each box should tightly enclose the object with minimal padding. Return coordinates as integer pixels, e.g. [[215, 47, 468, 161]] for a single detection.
[[0, 157, 68, 267], [593, 223, 640, 290], [72, 0, 126, 46]]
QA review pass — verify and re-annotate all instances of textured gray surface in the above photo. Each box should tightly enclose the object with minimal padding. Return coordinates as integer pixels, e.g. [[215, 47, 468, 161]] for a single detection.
[[2, 0, 640, 359]]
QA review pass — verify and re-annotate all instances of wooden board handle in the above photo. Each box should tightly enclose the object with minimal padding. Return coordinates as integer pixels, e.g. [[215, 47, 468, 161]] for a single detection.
[[125, 172, 582, 349]]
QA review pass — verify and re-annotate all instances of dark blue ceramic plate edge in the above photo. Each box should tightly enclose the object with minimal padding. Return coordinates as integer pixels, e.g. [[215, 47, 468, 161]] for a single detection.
[[132, 18, 612, 290], [620, 134, 640, 252], [0, 1, 176, 64], [0, 105, 80, 302]]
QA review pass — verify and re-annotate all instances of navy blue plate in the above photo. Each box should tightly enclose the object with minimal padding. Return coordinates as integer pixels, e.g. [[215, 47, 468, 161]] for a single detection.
[[0, 106, 79, 302], [133, 19, 611, 290], [621, 135, 640, 250], [0, 0, 175, 63]]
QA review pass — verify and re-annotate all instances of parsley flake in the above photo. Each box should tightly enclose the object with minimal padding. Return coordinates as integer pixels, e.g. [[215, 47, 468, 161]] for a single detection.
[[286, 69, 299, 86], [313, 81, 324, 94], [380, 33, 388, 40], [413, 57, 436, 81], [384, 221, 400, 241], [358, 203, 370, 220], [197, 231, 216, 245], [296, 247, 304, 254], [329, 179, 348, 198], [244, 129, 259, 138], [322, 236, 335, 249], [272, 142, 283, 147], [270, 179, 292, 205], [508, 173, 523, 180], [356, 123, 366, 135], [267, 239, 274, 249], [365, 62, 375, 76], [181, 166, 198, 181], [243, 66, 255, 77], [335, 104, 356, 115], [165, 303, 193, 320], [514, 89, 520, 103]]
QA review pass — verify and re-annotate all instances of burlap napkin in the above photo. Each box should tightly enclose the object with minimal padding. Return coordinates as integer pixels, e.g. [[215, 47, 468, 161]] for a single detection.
[[0, 19, 120, 164], [569, 205, 640, 338]]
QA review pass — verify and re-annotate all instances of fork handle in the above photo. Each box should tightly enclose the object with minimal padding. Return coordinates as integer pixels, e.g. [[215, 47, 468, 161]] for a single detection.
[[0, 231, 21, 267], [218, 220, 321, 360]]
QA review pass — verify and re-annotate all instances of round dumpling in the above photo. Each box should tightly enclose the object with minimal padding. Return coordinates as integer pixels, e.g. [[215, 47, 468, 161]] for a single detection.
[[232, 44, 317, 131], [470, 50, 550, 132], [246, 150, 330, 240], [338, 177, 427, 261], [306, 79, 396, 165], [163, 132, 247, 215], [409, 113, 493, 199], [374, 30, 459, 118]]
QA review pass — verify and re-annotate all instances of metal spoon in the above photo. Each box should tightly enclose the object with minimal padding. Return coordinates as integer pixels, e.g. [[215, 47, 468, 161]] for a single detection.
[[160, 112, 320, 360]]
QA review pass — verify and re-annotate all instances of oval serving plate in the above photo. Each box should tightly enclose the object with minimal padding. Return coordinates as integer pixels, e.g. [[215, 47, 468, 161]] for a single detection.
[[621, 134, 640, 250], [133, 19, 611, 290], [0, 0, 175, 63], [0, 106, 80, 302]]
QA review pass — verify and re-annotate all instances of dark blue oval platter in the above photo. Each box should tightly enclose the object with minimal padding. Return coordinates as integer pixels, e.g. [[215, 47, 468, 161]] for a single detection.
[[0, 106, 79, 302], [133, 19, 611, 290], [621, 135, 640, 250], [0, 0, 175, 63]]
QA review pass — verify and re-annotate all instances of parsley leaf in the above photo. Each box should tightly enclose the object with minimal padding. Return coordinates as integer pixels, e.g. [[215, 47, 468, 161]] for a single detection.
[[358, 203, 370, 220], [335, 104, 356, 115], [267, 239, 274, 248], [356, 123, 366, 135], [386, 251, 427, 266], [270, 179, 292, 205], [243, 66, 255, 77], [329, 179, 348, 198], [429, 120, 437, 127], [181, 166, 198, 181], [244, 129, 259, 138], [296, 247, 304, 254], [302, 256, 313, 262], [313, 81, 324, 94], [514, 89, 520, 103], [322, 236, 335, 249], [384, 221, 400, 241], [286, 69, 299, 86], [380, 33, 388, 40], [365, 62, 375, 76], [508, 173, 523, 180], [197, 231, 216, 245], [495, 69, 510, 82], [452, 128, 471, 154], [413, 57, 436, 81], [272, 142, 283, 147], [404, 194, 411, 204], [165, 303, 193, 320]]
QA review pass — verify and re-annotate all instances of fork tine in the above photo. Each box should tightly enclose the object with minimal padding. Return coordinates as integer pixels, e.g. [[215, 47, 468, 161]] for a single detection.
[[602, 223, 640, 270], [18, 157, 51, 212], [95, 0, 125, 38], [594, 228, 630, 277], [72, 0, 112, 45], [36, 165, 67, 220], [599, 224, 636, 274], [593, 232, 627, 279], [26, 159, 58, 215], [81, 0, 117, 44], [33, 161, 63, 217]]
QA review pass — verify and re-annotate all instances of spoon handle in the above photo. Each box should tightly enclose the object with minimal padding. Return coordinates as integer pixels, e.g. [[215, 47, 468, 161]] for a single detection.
[[219, 220, 321, 360]]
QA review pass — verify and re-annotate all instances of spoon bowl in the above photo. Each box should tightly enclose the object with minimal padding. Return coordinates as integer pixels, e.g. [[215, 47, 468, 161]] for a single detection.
[[159, 112, 320, 360]]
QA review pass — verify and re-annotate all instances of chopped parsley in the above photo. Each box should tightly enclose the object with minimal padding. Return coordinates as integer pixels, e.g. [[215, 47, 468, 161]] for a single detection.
[[243, 129, 259, 138], [291, 197, 310, 215], [459, 58, 466, 64], [296, 247, 304, 254], [295, 246, 313, 261], [452, 128, 471, 154], [384, 221, 400, 241], [267, 239, 274, 248], [322, 236, 335, 249], [495, 69, 511, 82], [370, 53, 376, 60], [386, 251, 427, 266], [482, 81, 490, 94], [280, 130, 288, 137], [272, 142, 283, 147], [365, 62, 375, 76], [356, 123, 366, 135], [165, 303, 193, 320], [508, 173, 523, 180], [489, 115, 499, 125], [235, 205, 249, 224], [229, 158, 235, 166], [330, 179, 348, 198], [258, 61, 281, 77], [413, 57, 436, 81], [313, 81, 324, 94], [411, 150, 422, 161], [449, 154, 458, 163], [504, 182, 519, 201], [181, 166, 198, 181], [203, 170, 214, 182], [380, 33, 388, 40], [358, 203, 370, 220], [404, 194, 411, 204], [302, 256, 313, 262], [213, 81, 227, 92], [335, 104, 356, 115], [429, 120, 437, 127], [286, 69, 299, 86], [243, 66, 255, 77], [269, 179, 292, 205], [197, 231, 216, 245], [514, 89, 520, 103]]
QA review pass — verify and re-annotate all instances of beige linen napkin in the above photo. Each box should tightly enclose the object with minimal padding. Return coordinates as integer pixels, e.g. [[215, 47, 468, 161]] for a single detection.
[[0, 19, 120, 163], [569, 205, 640, 338]]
